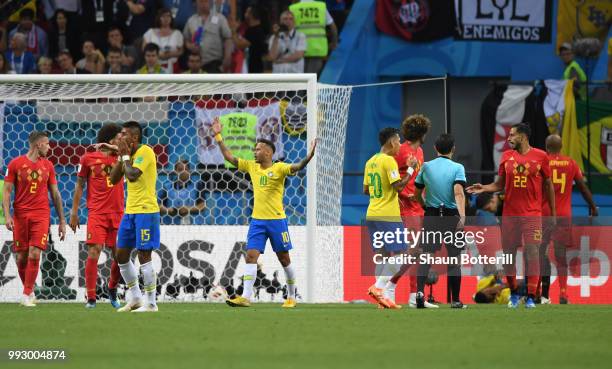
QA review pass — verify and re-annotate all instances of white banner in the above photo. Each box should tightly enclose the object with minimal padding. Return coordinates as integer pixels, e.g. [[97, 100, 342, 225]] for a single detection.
[[455, 0, 552, 42], [0, 226, 310, 303], [195, 102, 284, 165]]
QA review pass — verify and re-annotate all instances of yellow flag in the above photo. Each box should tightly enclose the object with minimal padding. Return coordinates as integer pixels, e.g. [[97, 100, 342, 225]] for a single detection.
[[556, 0, 612, 53], [8, 0, 37, 23], [561, 79, 584, 172]]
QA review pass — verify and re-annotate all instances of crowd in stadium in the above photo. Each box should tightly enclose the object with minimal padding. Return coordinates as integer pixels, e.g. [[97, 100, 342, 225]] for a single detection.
[[0, 0, 349, 75]]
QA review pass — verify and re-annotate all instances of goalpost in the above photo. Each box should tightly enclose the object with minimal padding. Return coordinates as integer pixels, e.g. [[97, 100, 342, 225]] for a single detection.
[[0, 74, 352, 303]]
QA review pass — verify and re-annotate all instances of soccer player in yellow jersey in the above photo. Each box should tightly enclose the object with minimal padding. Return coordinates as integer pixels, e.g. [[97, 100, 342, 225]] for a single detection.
[[211, 118, 316, 308], [364, 127, 417, 309], [109, 121, 161, 313]]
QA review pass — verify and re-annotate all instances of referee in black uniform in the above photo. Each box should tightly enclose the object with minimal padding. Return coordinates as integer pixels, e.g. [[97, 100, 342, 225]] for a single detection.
[[414, 134, 467, 309]]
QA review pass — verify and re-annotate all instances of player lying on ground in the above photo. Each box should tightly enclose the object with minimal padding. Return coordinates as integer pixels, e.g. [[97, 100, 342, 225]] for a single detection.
[[364, 127, 417, 309], [212, 117, 316, 308], [2, 131, 66, 307], [108, 121, 161, 313], [70, 124, 124, 309], [467, 123, 555, 309]]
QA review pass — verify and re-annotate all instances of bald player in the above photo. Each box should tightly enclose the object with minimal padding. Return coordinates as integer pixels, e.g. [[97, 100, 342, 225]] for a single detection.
[[540, 134, 597, 304]]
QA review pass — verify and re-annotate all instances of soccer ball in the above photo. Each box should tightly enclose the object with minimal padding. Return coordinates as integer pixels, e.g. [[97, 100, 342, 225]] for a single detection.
[[208, 285, 228, 303]]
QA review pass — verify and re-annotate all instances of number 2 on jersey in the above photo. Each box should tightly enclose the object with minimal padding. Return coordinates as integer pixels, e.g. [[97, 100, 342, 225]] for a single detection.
[[368, 173, 383, 199], [552, 169, 567, 194], [513, 175, 526, 188]]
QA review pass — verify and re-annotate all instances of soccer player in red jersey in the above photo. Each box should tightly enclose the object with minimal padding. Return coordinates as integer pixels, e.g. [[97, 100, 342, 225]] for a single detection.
[[539, 134, 597, 304], [70, 124, 124, 309], [2, 131, 67, 307], [384, 114, 436, 308], [467, 123, 555, 308]]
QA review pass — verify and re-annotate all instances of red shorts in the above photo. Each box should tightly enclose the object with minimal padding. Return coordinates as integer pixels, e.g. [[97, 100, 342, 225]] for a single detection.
[[12, 213, 50, 252], [543, 217, 573, 247], [501, 216, 542, 250], [86, 212, 123, 247]]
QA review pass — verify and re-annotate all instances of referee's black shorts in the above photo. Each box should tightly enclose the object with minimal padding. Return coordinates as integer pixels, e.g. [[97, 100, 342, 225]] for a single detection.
[[420, 207, 461, 253]]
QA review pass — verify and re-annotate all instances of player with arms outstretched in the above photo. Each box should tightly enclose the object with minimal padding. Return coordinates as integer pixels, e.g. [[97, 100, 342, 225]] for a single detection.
[[467, 123, 555, 309], [70, 123, 124, 309], [2, 131, 67, 307], [364, 127, 417, 309], [539, 134, 597, 304], [109, 121, 160, 312], [212, 118, 316, 308]]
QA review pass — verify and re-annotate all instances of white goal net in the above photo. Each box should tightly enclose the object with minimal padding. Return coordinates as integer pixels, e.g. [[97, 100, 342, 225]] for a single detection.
[[0, 74, 351, 303]]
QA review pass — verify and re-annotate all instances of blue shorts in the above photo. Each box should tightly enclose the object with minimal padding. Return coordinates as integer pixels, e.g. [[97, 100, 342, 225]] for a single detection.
[[366, 220, 407, 253], [246, 218, 293, 254], [117, 213, 161, 251]]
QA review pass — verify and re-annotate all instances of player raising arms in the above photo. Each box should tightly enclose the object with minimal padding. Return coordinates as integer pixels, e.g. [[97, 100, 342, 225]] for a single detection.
[[70, 124, 124, 309], [212, 118, 316, 308], [109, 121, 161, 312], [365, 127, 417, 309], [386, 114, 436, 308], [539, 134, 597, 304], [467, 123, 555, 309], [2, 131, 67, 307]]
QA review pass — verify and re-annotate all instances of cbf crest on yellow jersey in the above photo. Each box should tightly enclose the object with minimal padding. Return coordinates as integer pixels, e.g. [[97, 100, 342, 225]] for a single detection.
[[125, 144, 160, 214], [238, 158, 294, 219], [363, 153, 401, 219]]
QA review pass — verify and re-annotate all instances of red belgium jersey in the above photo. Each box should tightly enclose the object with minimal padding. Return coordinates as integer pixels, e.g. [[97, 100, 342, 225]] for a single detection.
[[78, 151, 124, 215], [542, 153, 582, 217], [499, 148, 551, 216], [394, 142, 425, 216], [5, 155, 57, 215]]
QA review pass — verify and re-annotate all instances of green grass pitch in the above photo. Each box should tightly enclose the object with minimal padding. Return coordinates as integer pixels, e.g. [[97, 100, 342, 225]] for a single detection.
[[0, 303, 611, 369]]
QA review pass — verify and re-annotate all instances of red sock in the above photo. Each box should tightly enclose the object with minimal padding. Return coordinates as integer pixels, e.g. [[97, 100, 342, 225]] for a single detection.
[[17, 259, 27, 284], [108, 260, 120, 289], [409, 276, 417, 294], [85, 258, 98, 301], [23, 258, 40, 296], [506, 276, 518, 291], [527, 276, 539, 296], [558, 275, 568, 296]]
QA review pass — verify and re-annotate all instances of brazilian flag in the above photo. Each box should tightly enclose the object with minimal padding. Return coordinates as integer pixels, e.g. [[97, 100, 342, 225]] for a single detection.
[[577, 100, 612, 194]]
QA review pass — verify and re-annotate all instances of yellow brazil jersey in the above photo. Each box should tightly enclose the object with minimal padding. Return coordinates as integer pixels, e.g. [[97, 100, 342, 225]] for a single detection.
[[125, 144, 160, 214], [364, 153, 401, 219], [476, 275, 510, 305], [238, 158, 294, 219]]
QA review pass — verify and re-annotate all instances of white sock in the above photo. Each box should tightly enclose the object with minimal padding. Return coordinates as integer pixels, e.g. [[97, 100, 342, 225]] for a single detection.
[[409, 292, 416, 303], [119, 261, 142, 302], [140, 261, 157, 306], [384, 281, 397, 301], [241, 263, 257, 299], [283, 265, 296, 299], [375, 263, 392, 289]]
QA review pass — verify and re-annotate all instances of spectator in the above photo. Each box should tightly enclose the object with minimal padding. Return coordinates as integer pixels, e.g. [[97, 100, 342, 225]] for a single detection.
[[106, 46, 131, 73], [232, 5, 267, 73], [267, 11, 306, 74], [107, 27, 139, 73], [137, 43, 164, 74], [117, 0, 158, 44], [77, 40, 106, 74], [48, 9, 80, 61], [183, 52, 205, 74], [57, 49, 90, 74], [9, 9, 49, 59], [162, 0, 195, 31], [184, 0, 233, 73], [37, 56, 53, 74], [559, 42, 587, 98], [289, 0, 338, 75], [5, 33, 36, 74], [0, 53, 11, 74], [159, 159, 206, 225], [41, 0, 80, 22], [143, 8, 184, 74], [212, 0, 236, 24], [79, 0, 118, 50]]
